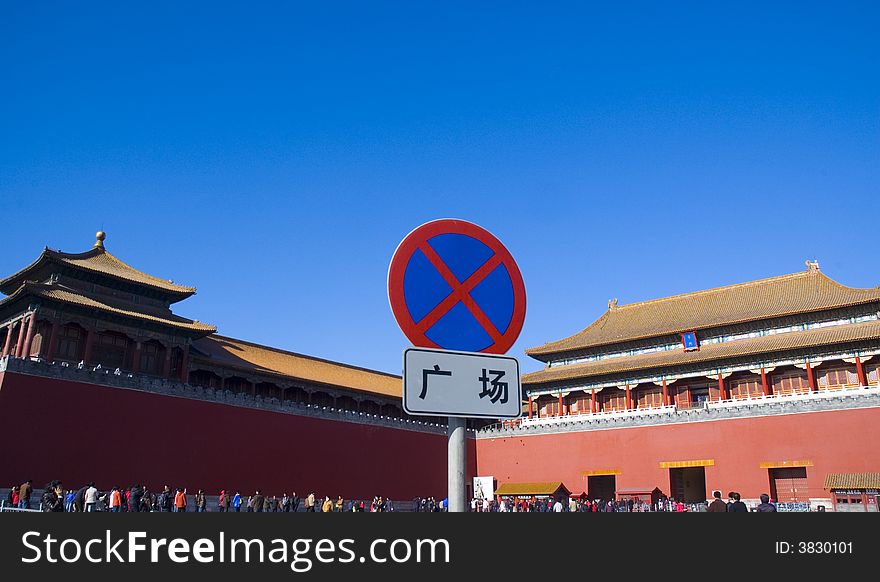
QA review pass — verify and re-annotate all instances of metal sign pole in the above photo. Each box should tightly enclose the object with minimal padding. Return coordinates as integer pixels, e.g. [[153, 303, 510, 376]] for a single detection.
[[447, 416, 467, 512]]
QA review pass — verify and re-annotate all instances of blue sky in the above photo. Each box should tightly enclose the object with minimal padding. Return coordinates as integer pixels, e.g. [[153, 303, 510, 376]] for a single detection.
[[1, 1, 878, 375]]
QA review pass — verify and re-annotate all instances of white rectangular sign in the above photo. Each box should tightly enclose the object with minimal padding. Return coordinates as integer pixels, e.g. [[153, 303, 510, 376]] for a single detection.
[[473, 476, 495, 500], [403, 347, 521, 419]]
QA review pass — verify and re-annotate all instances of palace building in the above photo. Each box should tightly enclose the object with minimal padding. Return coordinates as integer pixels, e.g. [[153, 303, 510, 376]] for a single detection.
[[0, 233, 469, 500], [476, 263, 880, 511]]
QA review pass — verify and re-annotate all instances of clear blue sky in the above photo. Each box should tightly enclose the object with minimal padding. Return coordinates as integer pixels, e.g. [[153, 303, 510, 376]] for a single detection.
[[1, 2, 878, 375]]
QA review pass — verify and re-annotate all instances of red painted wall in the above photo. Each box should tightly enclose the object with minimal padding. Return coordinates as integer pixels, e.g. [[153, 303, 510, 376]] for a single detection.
[[476, 408, 880, 500], [0, 372, 474, 500]]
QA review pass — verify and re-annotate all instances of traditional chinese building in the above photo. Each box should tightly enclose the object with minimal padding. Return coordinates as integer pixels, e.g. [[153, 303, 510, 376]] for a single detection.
[[0, 233, 469, 500], [476, 263, 880, 510]]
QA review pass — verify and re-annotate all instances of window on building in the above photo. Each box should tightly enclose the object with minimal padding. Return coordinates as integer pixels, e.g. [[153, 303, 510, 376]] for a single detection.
[[56, 324, 84, 362], [866, 363, 879, 385], [28, 321, 49, 358], [771, 370, 810, 395], [92, 332, 130, 369], [673, 385, 691, 408], [728, 376, 763, 399], [189, 369, 220, 389], [816, 364, 858, 390], [636, 386, 664, 408], [140, 341, 165, 376], [570, 394, 592, 413], [169, 347, 184, 379], [601, 389, 627, 411], [542, 397, 560, 416], [226, 377, 252, 394]]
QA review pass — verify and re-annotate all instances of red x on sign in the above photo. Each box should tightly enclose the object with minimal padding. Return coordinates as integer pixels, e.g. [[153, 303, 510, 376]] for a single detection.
[[387, 219, 526, 354]]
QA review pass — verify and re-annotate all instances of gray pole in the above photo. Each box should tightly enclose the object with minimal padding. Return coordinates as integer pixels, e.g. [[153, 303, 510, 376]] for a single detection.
[[447, 416, 467, 512]]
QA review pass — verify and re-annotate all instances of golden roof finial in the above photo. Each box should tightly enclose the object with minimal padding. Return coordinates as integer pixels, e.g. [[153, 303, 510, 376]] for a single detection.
[[95, 231, 106, 249]]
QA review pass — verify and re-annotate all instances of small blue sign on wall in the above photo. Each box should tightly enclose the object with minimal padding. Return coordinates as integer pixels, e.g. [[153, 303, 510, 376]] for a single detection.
[[681, 331, 699, 351]]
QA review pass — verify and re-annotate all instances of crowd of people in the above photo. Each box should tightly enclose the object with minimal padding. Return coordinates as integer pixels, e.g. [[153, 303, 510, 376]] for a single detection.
[[5, 479, 780, 513], [4, 480, 403, 513], [470, 490, 780, 513]]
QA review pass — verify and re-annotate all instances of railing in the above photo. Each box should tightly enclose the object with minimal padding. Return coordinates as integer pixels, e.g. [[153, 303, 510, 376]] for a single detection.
[[481, 384, 880, 434], [706, 384, 880, 410], [0, 501, 41, 513]]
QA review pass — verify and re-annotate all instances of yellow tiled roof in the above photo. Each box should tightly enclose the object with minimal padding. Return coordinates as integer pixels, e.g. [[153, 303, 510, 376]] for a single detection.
[[524, 319, 880, 386], [1, 282, 215, 334], [824, 473, 880, 490], [0, 246, 195, 297], [495, 482, 571, 496], [192, 335, 402, 398], [49, 248, 196, 294], [527, 269, 880, 358]]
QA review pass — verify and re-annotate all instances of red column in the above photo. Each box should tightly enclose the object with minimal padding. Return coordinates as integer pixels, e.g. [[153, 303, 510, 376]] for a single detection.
[[46, 321, 61, 363], [855, 357, 867, 387], [527, 397, 533, 418], [131, 342, 142, 374], [180, 347, 190, 383], [21, 315, 38, 359], [557, 393, 564, 416], [162, 347, 172, 378], [760, 368, 770, 396], [717, 373, 726, 401], [82, 329, 96, 365], [591, 388, 597, 413], [625, 385, 631, 410], [662, 380, 669, 406], [2, 322, 15, 357], [14, 317, 28, 358], [806, 362, 817, 392]]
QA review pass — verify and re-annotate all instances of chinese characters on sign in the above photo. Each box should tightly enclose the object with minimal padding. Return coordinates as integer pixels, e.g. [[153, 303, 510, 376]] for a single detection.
[[420, 364, 452, 399], [478, 369, 508, 404], [404, 347, 521, 419], [681, 331, 699, 351]]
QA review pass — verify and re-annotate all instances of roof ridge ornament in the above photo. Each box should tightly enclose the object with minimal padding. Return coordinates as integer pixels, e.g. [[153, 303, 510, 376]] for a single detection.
[[805, 259, 820, 272], [608, 298, 618, 310], [94, 231, 107, 250]]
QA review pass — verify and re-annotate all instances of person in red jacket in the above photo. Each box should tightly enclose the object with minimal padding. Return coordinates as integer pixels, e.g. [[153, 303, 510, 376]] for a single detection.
[[109, 487, 123, 512], [175, 488, 187, 512]]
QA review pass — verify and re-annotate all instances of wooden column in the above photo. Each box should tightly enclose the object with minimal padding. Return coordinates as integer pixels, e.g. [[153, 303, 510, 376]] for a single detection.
[[131, 342, 142, 374], [21, 315, 38, 359], [82, 328, 96, 365], [591, 388, 597, 413], [527, 397, 533, 418], [14, 316, 28, 358], [179, 346, 190, 383], [662, 380, 669, 406], [760, 368, 770, 396], [855, 356, 868, 387], [806, 362, 817, 392], [625, 385, 631, 410], [717, 373, 726, 401], [2, 322, 15, 357], [46, 321, 61, 363], [162, 346, 172, 378], [557, 393, 564, 416]]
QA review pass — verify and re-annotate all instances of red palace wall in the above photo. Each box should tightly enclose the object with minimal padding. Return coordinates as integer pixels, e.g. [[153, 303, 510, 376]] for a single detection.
[[476, 408, 880, 500], [0, 372, 475, 500]]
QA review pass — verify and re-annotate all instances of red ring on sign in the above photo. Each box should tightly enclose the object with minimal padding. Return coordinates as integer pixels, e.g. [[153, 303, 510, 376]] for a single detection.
[[388, 219, 526, 354]]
